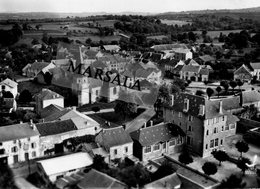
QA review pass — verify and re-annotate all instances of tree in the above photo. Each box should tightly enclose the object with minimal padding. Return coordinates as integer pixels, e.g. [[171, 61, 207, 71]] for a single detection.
[[220, 174, 246, 188], [2, 91, 14, 98], [0, 164, 18, 189], [237, 157, 251, 175], [206, 87, 214, 99], [43, 72, 53, 85], [85, 38, 92, 44], [216, 86, 222, 98], [92, 155, 109, 171], [158, 85, 170, 102], [237, 80, 244, 91], [202, 162, 217, 176], [179, 151, 193, 165], [235, 141, 249, 158], [229, 80, 237, 94], [211, 150, 229, 166], [195, 90, 205, 96], [152, 161, 175, 181], [19, 89, 32, 103], [91, 106, 100, 114], [114, 100, 137, 121]]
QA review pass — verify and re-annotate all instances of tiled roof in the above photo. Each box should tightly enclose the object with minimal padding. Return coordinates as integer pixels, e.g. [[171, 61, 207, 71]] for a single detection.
[[0, 123, 39, 142], [77, 169, 127, 189], [242, 90, 260, 104], [234, 64, 252, 75], [130, 123, 184, 147], [135, 68, 154, 78], [199, 68, 210, 75], [91, 60, 107, 69], [173, 65, 184, 72], [30, 62, 50, 71], [185, 59, 199, 66], [144, 173, 181, 189], [35, 88, 63, 101], [40, 104, 64, 118], [151, 44, 188, 51], [0, 78, 17, 88], [36, 119, 77, 136], [95, 126, 132, 149], [102, 45, 120, 51], [250, 62, 260, 70], [181, 65, 200, 73], [173, 48, 191, 54], [199, 55, 215, 62], [222, 96, 242, 111]]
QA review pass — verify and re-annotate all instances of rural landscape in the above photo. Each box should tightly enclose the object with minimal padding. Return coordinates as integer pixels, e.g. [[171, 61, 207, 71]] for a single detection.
[[1, 0, 260, 188]]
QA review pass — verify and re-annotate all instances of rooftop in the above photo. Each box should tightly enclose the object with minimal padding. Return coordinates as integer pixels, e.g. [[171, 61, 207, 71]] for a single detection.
[[0, 78, 18, 88], [0, 122, 39, 142], [35, 88, 63, 101], [37, 152, 93, 176]]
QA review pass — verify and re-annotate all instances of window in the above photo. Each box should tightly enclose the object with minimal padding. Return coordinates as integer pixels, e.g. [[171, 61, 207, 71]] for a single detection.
[[23, 144, 29, 151], [13, 140, 16, 144], [56, 175, 63, 179], [113, 87, 117, 95], [31, 143, 36, 149], [222, 116, 225, 121], [125, 146, 128, 153], [206, 130, 209, 136], [169, 140, 176, 146], [177, 137, 183, 144], [205, 144, 208, 150], [162, 142, 166, 149], [221, 126, 224, 132], [144, 146, 151, 153], [178, 112, 182, 118], [11, 146, 18, 153], [0, 142, 2, 146], [199, 105, 205, 115], [114, 149, 117, 155], [215, 138, 219, 147], [188, 125, 192, 131], [153, 144, 160, 151], [187, 136, 192, 145], [1, 85, 5, 90], [213, 127, 218, 134], [188, 115, 193, 121], [225, 125, 229, 131], [220, 139, 223, 145], [230, 124, 235, 129], [32, 151, 36, 157], [210, 140, 214, 148], [95, 90, 99, 96], [184, 99, 189, 111], [216, 117, 219, 123]]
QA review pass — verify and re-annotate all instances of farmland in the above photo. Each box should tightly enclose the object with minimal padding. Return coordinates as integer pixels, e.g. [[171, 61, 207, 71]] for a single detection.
[[160, 19, 192, 26]]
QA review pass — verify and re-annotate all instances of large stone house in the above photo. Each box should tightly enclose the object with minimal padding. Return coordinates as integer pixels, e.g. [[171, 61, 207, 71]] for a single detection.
[[130, 122, 184, 162], [163, 93, 239, 157], [234, 64, 252, 82], [95, 126, 133, 161], [0, 122, 40, 165], [22, 62, 55, 78]]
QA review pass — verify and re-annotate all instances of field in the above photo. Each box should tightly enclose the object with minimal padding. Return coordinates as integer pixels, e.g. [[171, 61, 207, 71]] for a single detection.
[[70, 35, 121, 42], [147, 35, 169, 40], [194, 30, 242, 39], [160, 19, 192, 26], [78, 20, 117, 28]]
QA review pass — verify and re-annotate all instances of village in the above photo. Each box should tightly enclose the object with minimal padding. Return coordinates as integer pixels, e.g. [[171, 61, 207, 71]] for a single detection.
[[0, 9, 260, 189]]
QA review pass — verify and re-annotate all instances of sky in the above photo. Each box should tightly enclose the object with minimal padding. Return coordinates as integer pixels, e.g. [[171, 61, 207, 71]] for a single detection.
[[0, 0, 260, 13]]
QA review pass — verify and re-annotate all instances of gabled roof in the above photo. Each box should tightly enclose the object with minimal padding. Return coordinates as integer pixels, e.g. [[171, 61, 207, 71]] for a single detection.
[[135, 68, 155, 78], [173, 48, 191, 54], [234, 64, 252, 75], [77, 169, 127, 189], [35, 119, 77, 136], [40, 104, 64, 118], [185, 59, 199, 66], [173, 65, 184, 72], [30, 62, 50, 71], [199, 68, 210, 75], [35, 88, 63, 101], [91, 60, 107, 69], [250, 62, 260, 70], [0, 122, 39, 142], [95, 126, 132, 149], [0, 78, 17, 88], [37, 152, 93, 176], [181, 65, 200, 73], [130, 123, 184, 147], [242, 90, 260, 104], [199, 55, 215, 62], [102, 45, 120, 51], [80, 47, 100, 60]]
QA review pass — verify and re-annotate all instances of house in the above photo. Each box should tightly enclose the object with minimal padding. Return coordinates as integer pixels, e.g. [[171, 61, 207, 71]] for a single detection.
[[36, 152, 93, 184], [101, 45, 121, 52], [172, 48, 193, 61], [77, 169, 127, 189], [35, 88, 64, 114], [143, 173, 181, 189], [95, 126, 133, 161], [151, 44, 188, 53], [22, 62, 56, 78], [180, 65, 209, 82], [0, 121, 40, 165], [198, 55, 215, 64], [51, 59, 76, 70], [98, 54, 130, 73], [40, 104, 64, 118], [0, 78, 18, 98], [241, 90, 260, 112], [135, 67, 162, 85], [36, 115, 100, 156], [250, 62, 260, 80], [130, 122, 184, 162], [234, 64, 253, 82], [163, 92, 239, 157]]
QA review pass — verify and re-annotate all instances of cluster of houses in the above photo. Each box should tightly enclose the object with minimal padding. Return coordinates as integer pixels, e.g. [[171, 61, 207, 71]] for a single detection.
[[2, 42, 260, 188]]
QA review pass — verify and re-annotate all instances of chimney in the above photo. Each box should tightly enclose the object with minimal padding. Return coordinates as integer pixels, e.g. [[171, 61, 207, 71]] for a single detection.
[[150, 120, 153, 126], [143, 122, 147, 128], [20, 120, 23, 124], [72, 106, 77, 111], [219, 101, 223, 114]]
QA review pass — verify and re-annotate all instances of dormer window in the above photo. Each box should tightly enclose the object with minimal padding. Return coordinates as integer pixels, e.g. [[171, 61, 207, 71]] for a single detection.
[[199, 105, 205, 116], [183, 99, 189, 112]]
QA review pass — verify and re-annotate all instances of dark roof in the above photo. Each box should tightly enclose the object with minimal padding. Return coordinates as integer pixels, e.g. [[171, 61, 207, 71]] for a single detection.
[[0, 123, 39, 142], [199, 55, 215, 62], [30, 62, 50, 71], [77, 169, 127, 189], [222, 96, 242, 111], [199, 68, 210, 75], [173, 65, 184, 72], [130, 123, 184, 147], [234, 64, 252, 75], [250, 62, 260, 70], [181, 65, 200, 73], [91, 60, 107, 69], [242, 90, 260, 104], [95, 126, 133, 149], [36, 119, 77, 136], [40, 104, 64, 118], [35, 88, 63, 101]]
